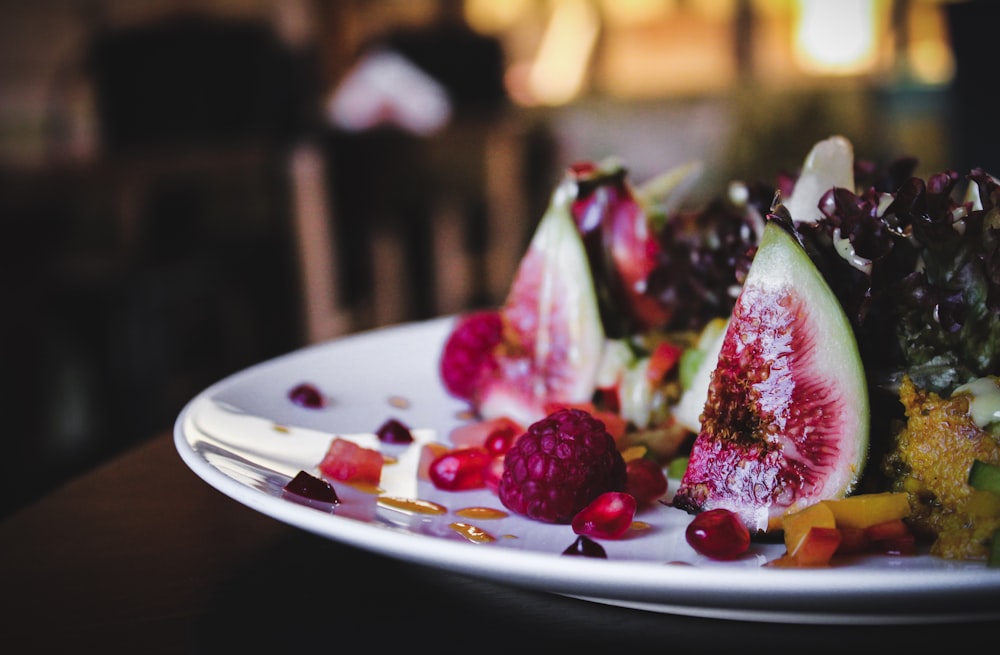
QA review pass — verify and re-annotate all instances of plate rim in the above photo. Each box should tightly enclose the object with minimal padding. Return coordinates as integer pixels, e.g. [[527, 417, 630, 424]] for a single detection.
[[173, 317, 1000, 624]]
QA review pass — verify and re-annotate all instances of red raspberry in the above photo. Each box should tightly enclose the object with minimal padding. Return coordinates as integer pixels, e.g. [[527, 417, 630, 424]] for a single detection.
[[439, 311, 503, 401], [498, 408, 627, 524]]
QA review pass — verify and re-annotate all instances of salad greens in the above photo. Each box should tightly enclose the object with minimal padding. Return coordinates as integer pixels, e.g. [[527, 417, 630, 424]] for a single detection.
[[794, 165, 1000, 398]]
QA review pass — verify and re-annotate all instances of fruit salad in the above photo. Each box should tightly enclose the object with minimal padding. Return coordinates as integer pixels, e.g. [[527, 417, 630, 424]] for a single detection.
[[436, 135, 1000, 565]]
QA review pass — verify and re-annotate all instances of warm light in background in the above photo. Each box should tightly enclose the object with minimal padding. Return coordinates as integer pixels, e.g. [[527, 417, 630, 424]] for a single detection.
[[792, 0, 881, 76], [524, 0, 600, 106], [464, 0, 534, 33], [464, 0, 956, 105], [598, 0, 676, 26], [906, 1, 954, 85]]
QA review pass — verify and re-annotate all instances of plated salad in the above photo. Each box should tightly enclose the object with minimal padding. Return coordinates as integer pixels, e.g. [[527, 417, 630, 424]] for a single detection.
[[434, 135, 1000, 565]]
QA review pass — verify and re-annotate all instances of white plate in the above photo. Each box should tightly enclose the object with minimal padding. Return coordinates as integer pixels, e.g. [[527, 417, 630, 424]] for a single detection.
[[175, 316, 1000, 625]]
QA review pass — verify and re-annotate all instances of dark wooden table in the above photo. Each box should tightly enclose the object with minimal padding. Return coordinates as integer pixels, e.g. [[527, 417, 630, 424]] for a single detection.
[[2, 429, 997, 653]]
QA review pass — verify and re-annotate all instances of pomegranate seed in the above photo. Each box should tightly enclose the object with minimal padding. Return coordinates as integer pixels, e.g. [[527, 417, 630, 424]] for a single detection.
[[288, 383, 326, 408], [571, 491, 636, 540], [483, 425, 519, 456], [685, 508, 751, 560], [562, 535, 607, 558], [625, 458, 668, 506], [428, 447, 491, 491], [376, 418, 414, 444]]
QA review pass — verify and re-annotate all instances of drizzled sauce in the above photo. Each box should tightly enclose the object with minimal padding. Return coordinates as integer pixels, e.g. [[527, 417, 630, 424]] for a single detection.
[[450, 522, 497, 543], [377, 496, 447, 515], [387, 395, 411, 409], [454, 507, 508, 520]]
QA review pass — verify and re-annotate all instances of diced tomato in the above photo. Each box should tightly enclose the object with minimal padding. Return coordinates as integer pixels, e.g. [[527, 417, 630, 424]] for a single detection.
[[646, 341, 683, 383], [789, 526, 842, 566], [319, 437, 384, 485], [836, 526, 869, 555], [865, 519, 916, 555], [864, 519, 910, 542]]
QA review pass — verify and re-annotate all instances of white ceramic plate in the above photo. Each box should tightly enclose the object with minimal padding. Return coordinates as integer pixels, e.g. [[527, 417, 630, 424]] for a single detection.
[[175, 316, 1000, 624]]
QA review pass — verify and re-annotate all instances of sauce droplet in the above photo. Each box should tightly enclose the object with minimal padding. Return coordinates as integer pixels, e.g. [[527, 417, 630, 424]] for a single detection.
[[454, 506, 508, 520], [449, 522, 496, 543], [346, 481, 384, 495], [388, 395, 411, 409], [377, 496, 447, 515]]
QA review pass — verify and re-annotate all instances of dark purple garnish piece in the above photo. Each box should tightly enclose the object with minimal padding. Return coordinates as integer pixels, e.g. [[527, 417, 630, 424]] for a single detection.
[[289, 383, 326, 409], [376, 418, 414, 444], [283, 470, 340, 504], [561, 535, 607, 558]]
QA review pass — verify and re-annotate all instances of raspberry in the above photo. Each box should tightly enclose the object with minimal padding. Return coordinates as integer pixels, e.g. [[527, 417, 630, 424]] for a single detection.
[[497, 408, 627, 524], [439, 311, 503, 401]]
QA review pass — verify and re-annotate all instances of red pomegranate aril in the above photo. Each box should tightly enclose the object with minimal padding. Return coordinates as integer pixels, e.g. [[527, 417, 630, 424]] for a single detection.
[[483, 425, 519, 456], [562, 535, 607, 558], [572, 491, 636, 540], [289, 382, 326, 408], [376, 418, 414, 444], [625, 458, 668, 506], [685, 508, 751, 560], [429, 447, 492, 491]]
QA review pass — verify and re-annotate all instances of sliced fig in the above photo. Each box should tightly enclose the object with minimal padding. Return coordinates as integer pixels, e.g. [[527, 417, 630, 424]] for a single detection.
[[476, 178, 606, 426], [672, 219, 869, 533]]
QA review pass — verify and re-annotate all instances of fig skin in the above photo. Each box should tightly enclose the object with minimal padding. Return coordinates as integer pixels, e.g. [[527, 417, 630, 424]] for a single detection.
[[672, 219, 869, 533]]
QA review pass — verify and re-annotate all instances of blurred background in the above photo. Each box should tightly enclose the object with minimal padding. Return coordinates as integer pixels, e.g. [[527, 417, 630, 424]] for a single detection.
[[0, 0, 993, 518]]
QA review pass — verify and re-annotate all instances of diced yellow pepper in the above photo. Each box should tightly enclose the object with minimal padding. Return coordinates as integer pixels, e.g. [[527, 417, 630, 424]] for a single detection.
[[820, 492, 911, 529], [782, 502, 837, 555], [619, 444, 648, 463]]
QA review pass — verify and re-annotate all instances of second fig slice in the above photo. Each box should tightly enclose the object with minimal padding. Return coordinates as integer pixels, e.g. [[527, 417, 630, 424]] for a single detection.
[[673, 218, 869, 533]]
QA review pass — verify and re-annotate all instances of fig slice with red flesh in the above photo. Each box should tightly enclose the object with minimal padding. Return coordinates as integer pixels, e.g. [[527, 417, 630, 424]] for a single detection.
[[476, 177, 606, 427], [672, 219, 869, 533]]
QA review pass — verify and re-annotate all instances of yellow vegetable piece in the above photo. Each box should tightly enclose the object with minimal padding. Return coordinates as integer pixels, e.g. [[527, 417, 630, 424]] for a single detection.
[[820, 492, 911, 529], [782, 502, 837, 555], [620, 444, 648, 463]]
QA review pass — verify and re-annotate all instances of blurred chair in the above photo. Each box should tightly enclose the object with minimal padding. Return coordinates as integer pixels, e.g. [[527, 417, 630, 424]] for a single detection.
[[320, 7, 542, 329], [288, 141, 352, 343]]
